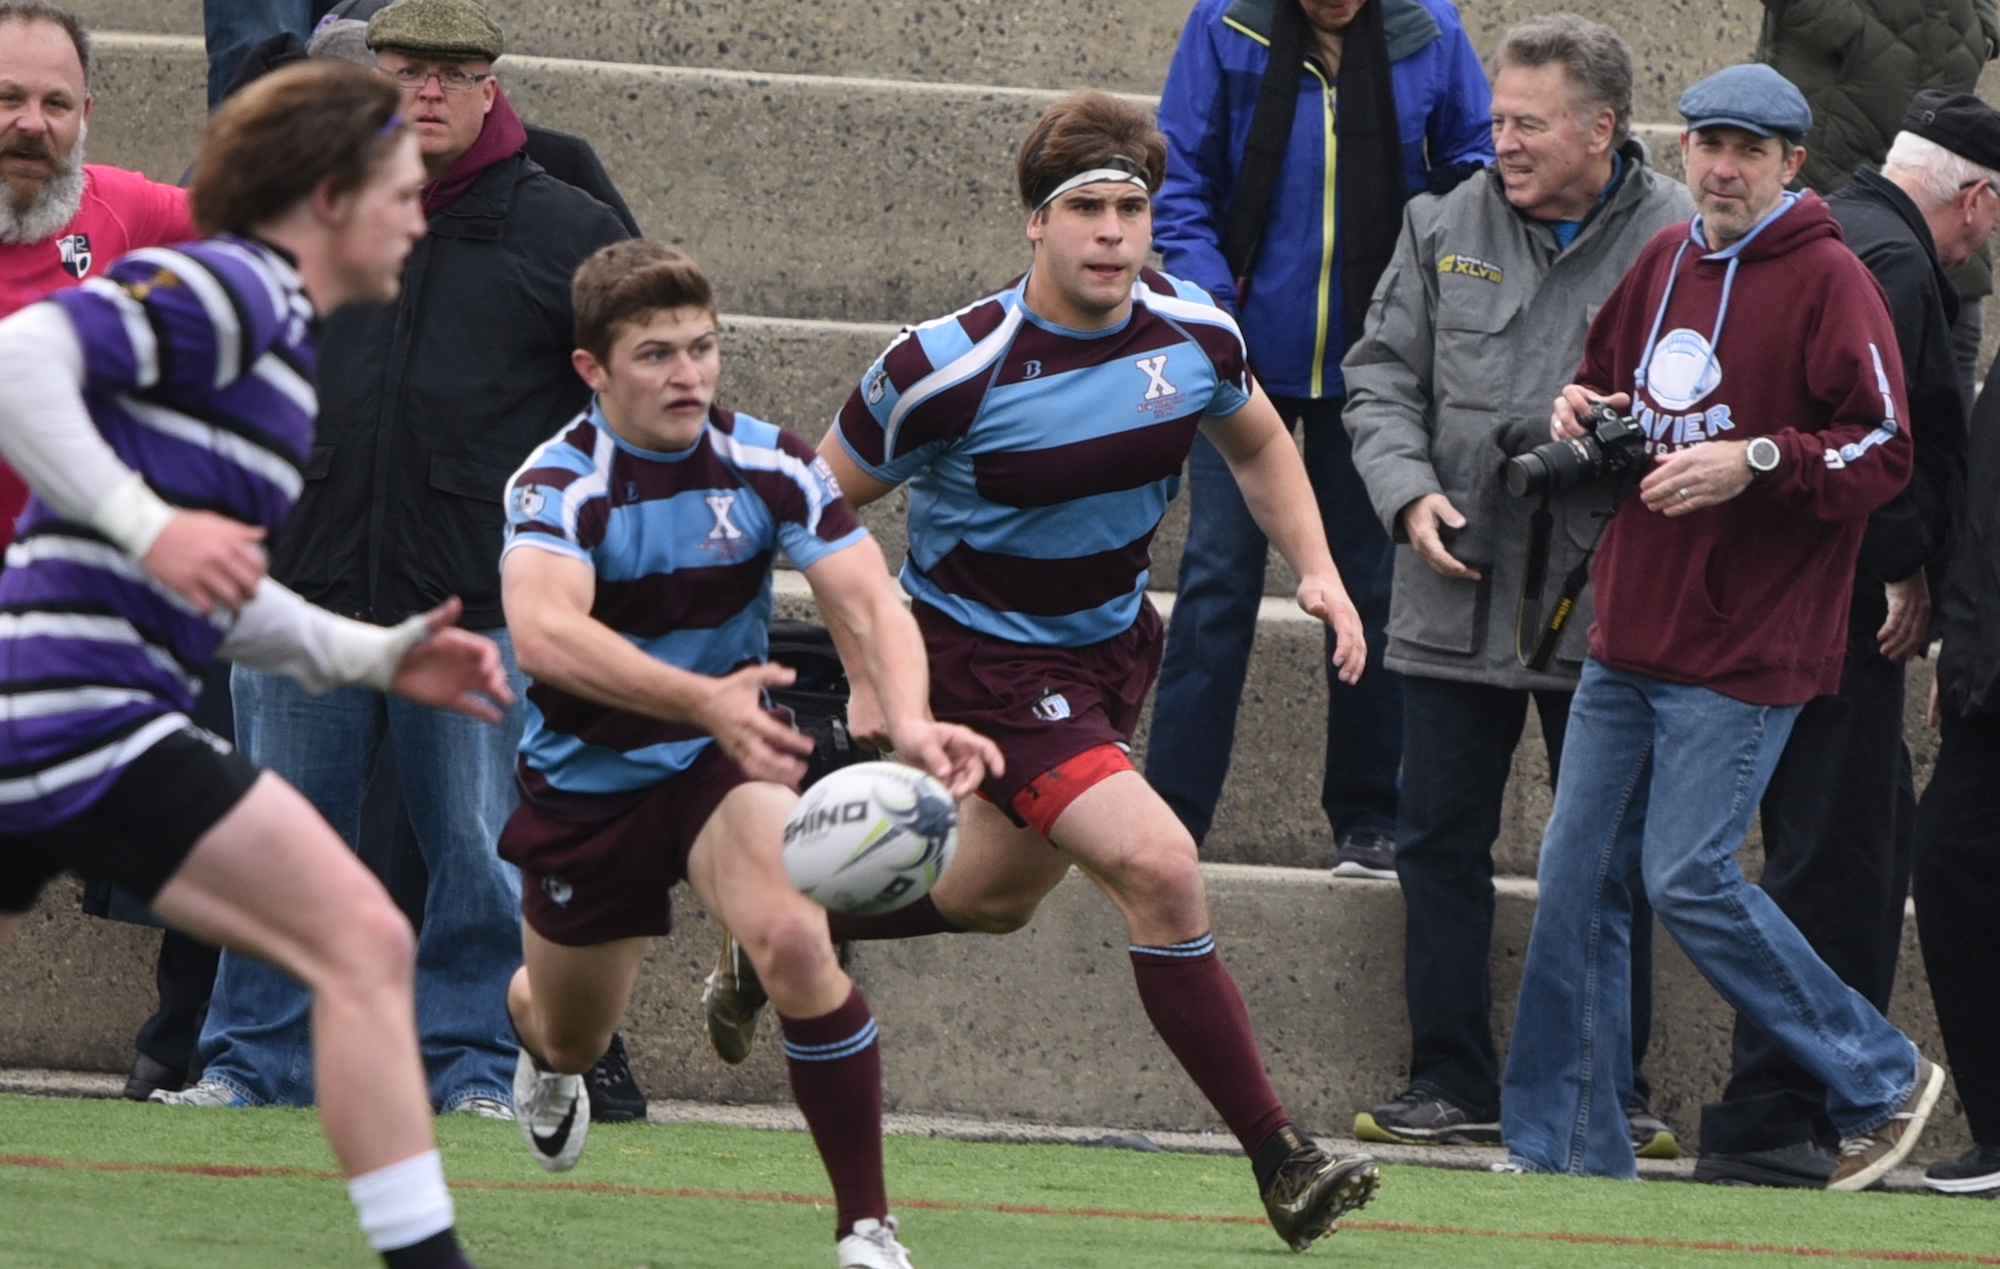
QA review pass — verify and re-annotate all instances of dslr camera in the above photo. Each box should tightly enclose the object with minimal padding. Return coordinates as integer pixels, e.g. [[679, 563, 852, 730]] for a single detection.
[[1504, 400, 1648, 498]]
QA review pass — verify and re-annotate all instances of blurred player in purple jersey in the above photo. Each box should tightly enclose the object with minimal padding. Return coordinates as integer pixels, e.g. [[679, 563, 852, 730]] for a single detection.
[[0, 62, 507, 1269], [705, 90, 1381, 1252], [498, 240, 997, 1269]]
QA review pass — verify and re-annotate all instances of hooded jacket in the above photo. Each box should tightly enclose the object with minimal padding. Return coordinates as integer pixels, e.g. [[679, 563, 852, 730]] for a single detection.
[[1575, 192, 1911, 705], [1344, 141, 1693, 689], [1154, 0, 1492, 400]]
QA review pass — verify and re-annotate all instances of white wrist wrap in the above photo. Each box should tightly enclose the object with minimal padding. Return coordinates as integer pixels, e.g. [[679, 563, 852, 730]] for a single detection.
[[329, 612, 431, 692], [87, 471, 179, 558]]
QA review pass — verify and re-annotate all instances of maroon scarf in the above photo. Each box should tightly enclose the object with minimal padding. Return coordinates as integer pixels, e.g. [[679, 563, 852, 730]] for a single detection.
[[420, 85, 528, 217]]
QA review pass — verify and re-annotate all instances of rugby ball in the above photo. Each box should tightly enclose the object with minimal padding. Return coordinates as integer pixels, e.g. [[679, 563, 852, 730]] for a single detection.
[[782, 761, 958, 915]]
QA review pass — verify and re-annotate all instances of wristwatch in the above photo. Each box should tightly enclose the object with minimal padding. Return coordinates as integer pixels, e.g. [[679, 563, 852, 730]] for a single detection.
[[1746, 436, 1781, 479]]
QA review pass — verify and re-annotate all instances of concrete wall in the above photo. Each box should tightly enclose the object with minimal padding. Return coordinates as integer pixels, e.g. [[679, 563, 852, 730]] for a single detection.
[[2, 870, 1969, 1157]]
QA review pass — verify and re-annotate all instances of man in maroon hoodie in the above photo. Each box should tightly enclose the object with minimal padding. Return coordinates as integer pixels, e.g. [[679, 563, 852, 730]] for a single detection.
[[1497, 64, 1943, 1191]]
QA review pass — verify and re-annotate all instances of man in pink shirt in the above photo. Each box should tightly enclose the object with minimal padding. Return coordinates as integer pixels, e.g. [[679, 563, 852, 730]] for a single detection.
[[1, 2, 194, 543]]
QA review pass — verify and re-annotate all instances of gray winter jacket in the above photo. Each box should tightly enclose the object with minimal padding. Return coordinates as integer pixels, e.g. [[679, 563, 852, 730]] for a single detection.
[[1342, 142, 1694, 689]]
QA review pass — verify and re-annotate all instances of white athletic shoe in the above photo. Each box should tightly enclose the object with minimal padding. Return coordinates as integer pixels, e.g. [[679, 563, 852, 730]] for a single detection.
[[837, 1216, 915, 1269], [512, 1048, 588, 1172]]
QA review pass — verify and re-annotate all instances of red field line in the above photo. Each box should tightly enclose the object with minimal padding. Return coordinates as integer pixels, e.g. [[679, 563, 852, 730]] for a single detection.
[[5, 1153, 1996, 1265]]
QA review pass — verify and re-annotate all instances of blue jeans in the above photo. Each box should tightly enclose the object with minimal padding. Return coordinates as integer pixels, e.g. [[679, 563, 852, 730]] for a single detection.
[[1501, 659, 1918, 1176], [196, 632, 527, 1110], [1146, 396, 1401, 844], [1397, 675, 1656, 1120]]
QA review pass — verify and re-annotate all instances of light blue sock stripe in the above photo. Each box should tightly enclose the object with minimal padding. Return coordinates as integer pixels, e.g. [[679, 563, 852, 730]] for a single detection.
[[1129, 934, 1216, 959], [783, 1018, 880, 1063]]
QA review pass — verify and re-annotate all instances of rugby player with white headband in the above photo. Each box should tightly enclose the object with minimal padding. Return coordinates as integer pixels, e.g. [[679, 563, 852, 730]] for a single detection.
[[702, 90, 1382, 1252]]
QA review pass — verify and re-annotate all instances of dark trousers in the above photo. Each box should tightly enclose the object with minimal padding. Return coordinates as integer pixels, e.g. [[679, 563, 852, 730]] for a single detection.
[[1913, 699, 2000, 1147], [134, 931, 221, 1077], [1398, 675, 1655, 1118], [1699, 644, 1913, 1155], [1147, 394, 1402, 844]]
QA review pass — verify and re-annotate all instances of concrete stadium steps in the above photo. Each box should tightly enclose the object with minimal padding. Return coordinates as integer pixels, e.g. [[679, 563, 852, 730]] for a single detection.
[[62, 0, 1775, 121], [1, 871, 1970, 1159]]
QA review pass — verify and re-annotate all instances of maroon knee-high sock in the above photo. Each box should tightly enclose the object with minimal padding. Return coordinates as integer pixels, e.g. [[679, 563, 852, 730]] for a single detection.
[[779, 986, 887, 1238], [826, 893, 963, 943], [1129, 935, 1291, 1157]]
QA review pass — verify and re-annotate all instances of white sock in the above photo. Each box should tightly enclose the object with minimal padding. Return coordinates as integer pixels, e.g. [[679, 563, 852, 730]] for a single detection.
[[347, 1150, 454, 1252]]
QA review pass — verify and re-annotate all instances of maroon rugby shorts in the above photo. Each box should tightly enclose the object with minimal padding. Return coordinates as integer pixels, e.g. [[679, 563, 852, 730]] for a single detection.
[[499, 742, 756, 946], [914, 600, 1163, 822]]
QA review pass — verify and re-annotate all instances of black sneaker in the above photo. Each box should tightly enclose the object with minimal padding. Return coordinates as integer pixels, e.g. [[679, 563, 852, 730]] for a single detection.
[[122, 1054, 185, 1103], [1354, 1089, 1501, 1146], [1626, 1098, 1681, 1159], [585, 1032, 647, 1124], [1693, 1141, 1837, 1188], [1924, 1143, 2000, 1196], [1330, 831, 1397, 880], [1258, 1126, 1380, 1251]]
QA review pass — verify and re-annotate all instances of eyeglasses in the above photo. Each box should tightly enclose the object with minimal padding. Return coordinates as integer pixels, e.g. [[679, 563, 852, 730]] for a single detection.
[[1959, 178, 1997, 200], [378, 65, 491, 94]]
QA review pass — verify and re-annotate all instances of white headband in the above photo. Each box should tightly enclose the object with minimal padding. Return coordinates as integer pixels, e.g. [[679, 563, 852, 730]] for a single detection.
[[1034, 158, 1150, 211]]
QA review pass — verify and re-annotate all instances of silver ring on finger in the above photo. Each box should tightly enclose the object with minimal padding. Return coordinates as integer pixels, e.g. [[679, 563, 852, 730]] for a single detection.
[[1678, 487, 1691, 501]]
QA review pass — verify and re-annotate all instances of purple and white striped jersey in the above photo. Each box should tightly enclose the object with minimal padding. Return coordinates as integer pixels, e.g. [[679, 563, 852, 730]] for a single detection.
[[0, 236, 317, 831]]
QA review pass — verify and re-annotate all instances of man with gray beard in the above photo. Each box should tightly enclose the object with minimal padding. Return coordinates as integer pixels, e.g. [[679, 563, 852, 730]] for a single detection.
[[0, 1, 192, 546]]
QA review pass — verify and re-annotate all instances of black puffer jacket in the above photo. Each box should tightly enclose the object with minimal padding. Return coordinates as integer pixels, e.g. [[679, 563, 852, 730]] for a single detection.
[[272, 151, 629, 627], [1759, 0, 1998, 295]]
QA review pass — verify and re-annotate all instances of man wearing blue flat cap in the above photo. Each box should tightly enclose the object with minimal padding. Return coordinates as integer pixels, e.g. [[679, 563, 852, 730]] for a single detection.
[[1498, 64, 1943, 1190]]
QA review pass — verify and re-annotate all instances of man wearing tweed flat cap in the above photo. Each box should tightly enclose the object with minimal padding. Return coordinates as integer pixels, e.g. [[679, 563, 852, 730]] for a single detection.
[[178, 0, 631, 1123]]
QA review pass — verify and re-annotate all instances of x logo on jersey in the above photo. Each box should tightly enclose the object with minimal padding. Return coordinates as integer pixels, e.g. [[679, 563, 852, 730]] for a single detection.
[[1136, 354, 1177, 401], [705, 493, 744, 540]]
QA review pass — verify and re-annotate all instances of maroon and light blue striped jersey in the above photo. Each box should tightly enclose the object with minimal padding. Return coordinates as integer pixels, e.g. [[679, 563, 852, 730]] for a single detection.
[[0, 237, 316, 831], [503, 403, 866, 795], [833, 268, 1251, 647]]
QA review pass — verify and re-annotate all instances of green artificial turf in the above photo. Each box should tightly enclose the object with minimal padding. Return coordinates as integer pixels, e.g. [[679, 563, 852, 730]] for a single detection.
[[1, 1093, 1997, 1268]]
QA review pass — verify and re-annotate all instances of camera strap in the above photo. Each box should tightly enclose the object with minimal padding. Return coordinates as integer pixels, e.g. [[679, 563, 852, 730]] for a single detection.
[[1515, 493, 1605, 672]]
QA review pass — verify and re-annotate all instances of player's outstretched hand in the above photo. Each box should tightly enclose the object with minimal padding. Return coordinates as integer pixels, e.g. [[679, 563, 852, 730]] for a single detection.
[[889, 719, 1003, 799], [701, 662, 816, 786], [143, 511, 267, 615], [1297, 575, 1366, 684], [392, 597, 515, 722]]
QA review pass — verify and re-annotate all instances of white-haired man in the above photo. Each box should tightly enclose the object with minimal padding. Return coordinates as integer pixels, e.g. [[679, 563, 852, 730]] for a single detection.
[[1696, 87, 1996, 1188]]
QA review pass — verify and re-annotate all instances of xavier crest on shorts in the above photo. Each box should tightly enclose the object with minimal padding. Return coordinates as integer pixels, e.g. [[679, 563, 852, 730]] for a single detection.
[[56, 233, 92, 280], [542, 874, 573, 906], [1032, 691, 1072, 722]]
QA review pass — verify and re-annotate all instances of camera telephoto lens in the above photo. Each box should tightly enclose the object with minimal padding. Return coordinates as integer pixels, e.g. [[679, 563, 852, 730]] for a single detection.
[[1504, 436, 1595, 497]]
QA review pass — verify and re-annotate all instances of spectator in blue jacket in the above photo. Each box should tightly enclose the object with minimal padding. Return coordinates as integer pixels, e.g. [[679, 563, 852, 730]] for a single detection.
[[1150, 0, 1492, 876]]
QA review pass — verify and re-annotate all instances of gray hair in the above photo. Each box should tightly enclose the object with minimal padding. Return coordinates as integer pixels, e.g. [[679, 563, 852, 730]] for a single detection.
[[0, 0, 90, 85], [1497, 14, 1633, 147], [1883, 130, 2000, 208]]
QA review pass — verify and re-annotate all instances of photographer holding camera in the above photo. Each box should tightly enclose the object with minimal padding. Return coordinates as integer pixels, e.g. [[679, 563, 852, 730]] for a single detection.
[[1499, 65, 1940, 1189], [1342, 15, 1691, 1154]]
